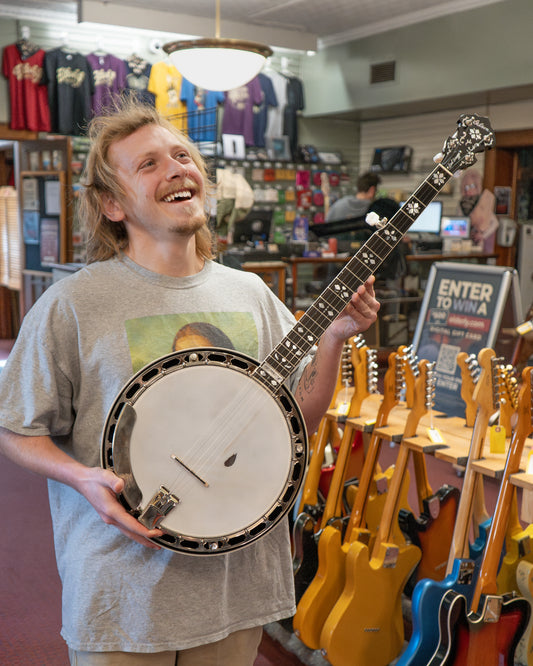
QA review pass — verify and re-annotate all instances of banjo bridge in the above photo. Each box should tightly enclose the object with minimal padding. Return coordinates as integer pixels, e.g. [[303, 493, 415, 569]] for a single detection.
[[139, 485, 180, 529]]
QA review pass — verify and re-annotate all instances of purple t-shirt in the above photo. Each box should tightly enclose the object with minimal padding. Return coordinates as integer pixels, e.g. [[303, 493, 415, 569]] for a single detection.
[[222, 76, 263, 146], [87, 52, 127, 116]]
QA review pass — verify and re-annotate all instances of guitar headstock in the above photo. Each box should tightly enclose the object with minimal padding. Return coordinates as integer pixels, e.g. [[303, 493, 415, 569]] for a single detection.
[[381, 350, 405, 410], [366, 347, 379, 395], [457, 352, 480, 427], [440, 114, 495, 175], [399, 344, 419, 408], [404, 359, 436, 435], [497, 363, 519, 434], [472, 348, 500, 419]]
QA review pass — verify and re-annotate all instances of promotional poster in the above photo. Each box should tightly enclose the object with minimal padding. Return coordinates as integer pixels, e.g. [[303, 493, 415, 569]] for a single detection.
[[413, 263, 518, 416]]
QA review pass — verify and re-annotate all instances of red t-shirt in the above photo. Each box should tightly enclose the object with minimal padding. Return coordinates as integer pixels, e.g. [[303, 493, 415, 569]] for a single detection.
[[2, 44, 51, 132]]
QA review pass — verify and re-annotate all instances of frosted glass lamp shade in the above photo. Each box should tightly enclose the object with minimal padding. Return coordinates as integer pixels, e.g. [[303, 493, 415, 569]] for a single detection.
[[163, 38, 273, 92]]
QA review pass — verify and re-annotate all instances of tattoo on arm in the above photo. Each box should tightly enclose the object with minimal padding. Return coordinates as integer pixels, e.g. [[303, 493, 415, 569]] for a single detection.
[[296, 354, 320, 403]]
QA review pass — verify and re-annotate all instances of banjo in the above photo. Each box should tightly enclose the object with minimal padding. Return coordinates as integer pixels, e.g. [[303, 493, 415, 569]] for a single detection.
[[101, 114, 494, 555]]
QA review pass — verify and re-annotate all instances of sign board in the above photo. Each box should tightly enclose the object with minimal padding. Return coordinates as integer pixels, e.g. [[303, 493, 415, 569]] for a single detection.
[[412, 262, 522, 417]]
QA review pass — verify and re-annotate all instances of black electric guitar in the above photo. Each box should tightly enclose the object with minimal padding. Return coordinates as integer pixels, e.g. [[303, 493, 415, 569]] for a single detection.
[[101, 115, 495, 555]]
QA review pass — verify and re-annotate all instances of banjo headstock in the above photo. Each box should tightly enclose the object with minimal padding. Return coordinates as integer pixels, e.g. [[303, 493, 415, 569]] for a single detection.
[[440, 113, 495, 175]]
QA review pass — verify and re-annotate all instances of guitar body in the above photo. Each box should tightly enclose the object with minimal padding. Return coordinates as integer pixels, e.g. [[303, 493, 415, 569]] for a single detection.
[[496, 524, 533, 597], [428, 589, 530, 665], [397, 558, 478, 665], [320, 539, 421, 666], [400, 484, 460, 596], [293, 522, 344, 649], [516, 559, 533, 666], [293, 466, 412, 649]]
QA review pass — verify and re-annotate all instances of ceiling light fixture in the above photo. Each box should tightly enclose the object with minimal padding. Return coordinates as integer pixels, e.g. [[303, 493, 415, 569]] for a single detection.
[[163, 0, 273, 92]]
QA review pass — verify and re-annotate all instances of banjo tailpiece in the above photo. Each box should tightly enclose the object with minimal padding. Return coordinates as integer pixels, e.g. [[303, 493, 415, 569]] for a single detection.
[[139, 485, 180, 530]]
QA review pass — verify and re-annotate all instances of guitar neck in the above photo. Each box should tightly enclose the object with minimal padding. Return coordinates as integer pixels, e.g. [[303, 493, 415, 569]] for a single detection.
[[445, 349, 499, 573], [256, 164, 454, 387]]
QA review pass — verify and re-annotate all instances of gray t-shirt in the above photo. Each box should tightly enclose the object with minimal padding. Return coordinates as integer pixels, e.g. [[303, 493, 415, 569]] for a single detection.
[[325, 195, 370, 223], [0, 256, 301, 652]]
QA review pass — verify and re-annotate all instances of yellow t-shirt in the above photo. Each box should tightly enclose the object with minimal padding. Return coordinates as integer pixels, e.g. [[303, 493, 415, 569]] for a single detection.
[[148, 61, 187, 131]]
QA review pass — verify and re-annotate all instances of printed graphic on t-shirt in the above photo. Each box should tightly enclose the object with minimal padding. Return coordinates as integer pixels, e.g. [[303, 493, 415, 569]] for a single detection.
[[125, 312, 258, 373]]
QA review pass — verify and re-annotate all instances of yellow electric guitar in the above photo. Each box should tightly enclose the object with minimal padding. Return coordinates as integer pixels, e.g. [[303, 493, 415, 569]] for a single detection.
[[319, 360, 436, 666], [293, 349, 409, 649]]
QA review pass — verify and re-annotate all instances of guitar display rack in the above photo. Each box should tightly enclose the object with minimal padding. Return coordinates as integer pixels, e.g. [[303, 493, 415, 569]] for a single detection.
[[291, 343, 533, 666]]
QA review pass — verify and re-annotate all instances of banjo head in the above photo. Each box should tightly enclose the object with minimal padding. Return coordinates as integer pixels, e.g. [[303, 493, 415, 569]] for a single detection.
[[101, 347, 308, 555]]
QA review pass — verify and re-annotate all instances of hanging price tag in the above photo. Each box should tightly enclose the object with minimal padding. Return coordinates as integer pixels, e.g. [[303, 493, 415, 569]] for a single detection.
[[427, 427, 445, 445], [516, 320, 533, 336], [335, 386, 352, 416], [489, 424, 506, 454]]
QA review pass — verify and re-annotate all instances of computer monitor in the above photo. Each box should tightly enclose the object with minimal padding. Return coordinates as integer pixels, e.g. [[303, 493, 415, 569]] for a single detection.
[[440, 215, 471, 239], [232, 209, 273, 244], [402, 200, 443, 235]]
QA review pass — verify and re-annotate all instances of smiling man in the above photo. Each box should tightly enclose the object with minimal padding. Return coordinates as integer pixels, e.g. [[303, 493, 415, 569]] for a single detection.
[[0, 99, 379, 666]]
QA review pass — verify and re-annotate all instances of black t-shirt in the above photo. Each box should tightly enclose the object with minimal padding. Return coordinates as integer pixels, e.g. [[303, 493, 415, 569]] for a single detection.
[[42, 48, 94, 135]]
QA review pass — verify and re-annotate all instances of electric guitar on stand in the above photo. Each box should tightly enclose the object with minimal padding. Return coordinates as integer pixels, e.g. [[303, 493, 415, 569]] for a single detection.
[[293, 348, 408, 649], [428, 367, 532, 665], [319, 360, 436, 666]]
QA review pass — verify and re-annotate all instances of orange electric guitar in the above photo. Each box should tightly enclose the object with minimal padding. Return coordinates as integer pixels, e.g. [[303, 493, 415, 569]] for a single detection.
[[319, 360, 436, 666], [428, 366, 532, 665], [293, 348, 408, 649]]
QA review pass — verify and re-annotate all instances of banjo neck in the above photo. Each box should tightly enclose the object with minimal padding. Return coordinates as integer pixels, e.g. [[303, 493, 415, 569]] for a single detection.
[[255, 162, 454, 388], [256, 112, 494, 389]]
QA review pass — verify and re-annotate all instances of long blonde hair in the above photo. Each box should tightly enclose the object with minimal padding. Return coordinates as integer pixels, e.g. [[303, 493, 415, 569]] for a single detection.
[[78, 99, 215, 263]]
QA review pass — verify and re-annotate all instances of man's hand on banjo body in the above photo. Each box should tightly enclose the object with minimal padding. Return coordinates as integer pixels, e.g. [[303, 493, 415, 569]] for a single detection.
[[295, 277, 380, 434]]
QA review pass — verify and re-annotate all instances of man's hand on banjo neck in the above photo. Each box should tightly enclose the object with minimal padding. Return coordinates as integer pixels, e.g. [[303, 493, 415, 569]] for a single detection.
[[295, 276, 380, 435]]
